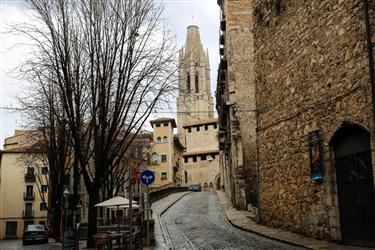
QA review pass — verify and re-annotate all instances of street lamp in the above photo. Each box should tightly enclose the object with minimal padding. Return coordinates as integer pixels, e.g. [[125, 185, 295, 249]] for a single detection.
[[74, 203, 82, 250], [63, 188, 70, 229]]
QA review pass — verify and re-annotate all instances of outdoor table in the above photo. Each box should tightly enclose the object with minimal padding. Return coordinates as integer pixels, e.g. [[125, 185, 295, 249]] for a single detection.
[[105, 232, 123, 250]]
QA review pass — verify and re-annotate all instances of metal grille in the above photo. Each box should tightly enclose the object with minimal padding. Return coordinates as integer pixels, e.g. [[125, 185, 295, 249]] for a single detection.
[[336, 151, 375, 246]]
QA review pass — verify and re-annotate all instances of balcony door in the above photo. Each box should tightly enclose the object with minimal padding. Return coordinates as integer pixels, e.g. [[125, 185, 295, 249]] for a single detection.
[[25, 203, 33, 217], [26, 185, 33, 197]]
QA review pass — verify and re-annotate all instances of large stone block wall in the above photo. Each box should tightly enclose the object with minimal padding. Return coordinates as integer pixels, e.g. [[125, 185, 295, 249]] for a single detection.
[[184, 122, 218, 151], [184, 157, 220, 186], [223, 0, 258, 209], [253, 0, 375, 240]]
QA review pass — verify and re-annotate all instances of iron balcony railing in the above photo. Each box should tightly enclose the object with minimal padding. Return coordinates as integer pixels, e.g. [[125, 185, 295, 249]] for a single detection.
[[24, 174, 36, 182], [23, 192, 35, 201]]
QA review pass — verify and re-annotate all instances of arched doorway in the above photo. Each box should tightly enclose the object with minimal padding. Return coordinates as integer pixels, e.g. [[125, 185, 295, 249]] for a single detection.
[[214, 174, 221, 190], [331, 123, 375, 246]]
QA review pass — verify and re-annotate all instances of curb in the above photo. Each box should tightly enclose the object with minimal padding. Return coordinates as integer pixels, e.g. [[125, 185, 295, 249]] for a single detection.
[[156, 192, 189, 250], [217, 192, 310, 250]]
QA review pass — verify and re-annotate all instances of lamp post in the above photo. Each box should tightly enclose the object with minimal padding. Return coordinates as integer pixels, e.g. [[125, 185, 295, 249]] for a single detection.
[[63, 188, 69, 248], [74, 203, 82, 250]]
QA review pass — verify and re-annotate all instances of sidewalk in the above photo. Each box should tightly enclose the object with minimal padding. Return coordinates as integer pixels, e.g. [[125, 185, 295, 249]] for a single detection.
[[144, 192, 188, 250], [217, 191, 373, 250]]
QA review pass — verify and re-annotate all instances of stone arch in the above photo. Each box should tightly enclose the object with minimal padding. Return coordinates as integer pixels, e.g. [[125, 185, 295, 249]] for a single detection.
[[214, 173, 221, 190], [329, 122, 375, 246]]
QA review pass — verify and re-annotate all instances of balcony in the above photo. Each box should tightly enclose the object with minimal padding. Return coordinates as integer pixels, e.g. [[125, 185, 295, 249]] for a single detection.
[[24, 192, 35, 201], [220, 20, 226, 31], [220, 34, 225, 45], [220, 47, 224, 56], [23, 210, 34, 219], [24, 174, 36, 182]]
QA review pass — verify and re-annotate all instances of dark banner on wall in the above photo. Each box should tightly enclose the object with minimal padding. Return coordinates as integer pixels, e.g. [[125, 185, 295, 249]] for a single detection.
[[309, 130, 323, 182]]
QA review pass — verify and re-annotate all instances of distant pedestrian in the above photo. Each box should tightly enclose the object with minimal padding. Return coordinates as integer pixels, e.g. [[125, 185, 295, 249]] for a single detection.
[[204, 182, 208, 191], [209, 182, 214, 191]]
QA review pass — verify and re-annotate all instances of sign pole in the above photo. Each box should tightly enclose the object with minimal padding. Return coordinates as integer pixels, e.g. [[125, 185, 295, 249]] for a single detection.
[[146, 185, 150, 247], [140, 169, 154, 247]]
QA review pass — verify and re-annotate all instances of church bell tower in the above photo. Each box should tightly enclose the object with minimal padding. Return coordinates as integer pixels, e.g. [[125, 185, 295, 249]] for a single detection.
[[177, 25, 214, 134]]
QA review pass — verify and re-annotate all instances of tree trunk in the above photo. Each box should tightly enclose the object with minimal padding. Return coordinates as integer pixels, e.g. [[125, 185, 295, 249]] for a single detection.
[[86, 189, 98, 248]]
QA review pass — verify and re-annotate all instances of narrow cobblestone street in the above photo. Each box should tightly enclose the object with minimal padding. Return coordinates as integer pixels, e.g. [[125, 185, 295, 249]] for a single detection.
[[161, 192, 304, 250]]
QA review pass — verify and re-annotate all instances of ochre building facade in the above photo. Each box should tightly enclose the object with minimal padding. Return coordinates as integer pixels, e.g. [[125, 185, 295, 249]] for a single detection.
[[0, 131, 49, 239]]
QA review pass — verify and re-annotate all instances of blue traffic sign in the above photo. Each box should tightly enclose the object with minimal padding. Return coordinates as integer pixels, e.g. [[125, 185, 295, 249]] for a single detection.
[[140, 170, 155, 186]]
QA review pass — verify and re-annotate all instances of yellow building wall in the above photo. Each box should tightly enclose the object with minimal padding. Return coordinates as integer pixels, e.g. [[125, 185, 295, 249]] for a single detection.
[[148, 121, 175, 188], [0, 152, 48, 239]]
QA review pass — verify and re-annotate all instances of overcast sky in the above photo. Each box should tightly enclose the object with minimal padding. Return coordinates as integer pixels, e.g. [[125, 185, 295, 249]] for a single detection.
[[0, 0, 220, 147]]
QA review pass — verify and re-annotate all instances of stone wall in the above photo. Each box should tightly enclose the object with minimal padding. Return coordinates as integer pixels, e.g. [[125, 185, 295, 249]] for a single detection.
[[220, 0, 257, 209], [183, 120, 218, 151], [184, 156, 220, 186], [253, 0, 375, 240]]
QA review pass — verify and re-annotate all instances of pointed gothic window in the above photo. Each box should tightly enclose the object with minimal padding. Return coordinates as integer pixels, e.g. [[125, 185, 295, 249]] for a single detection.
[[195, 72, 199, 93], [187, 72, 191, 93]]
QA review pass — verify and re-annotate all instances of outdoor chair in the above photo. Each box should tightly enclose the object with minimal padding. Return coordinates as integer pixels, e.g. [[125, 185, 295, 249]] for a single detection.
[[93, 234, 108, 250], [132, 229, 142, 249]]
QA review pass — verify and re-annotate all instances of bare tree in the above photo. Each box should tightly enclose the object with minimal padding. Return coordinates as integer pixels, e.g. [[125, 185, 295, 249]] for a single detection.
[[15, 0, 177, 246]]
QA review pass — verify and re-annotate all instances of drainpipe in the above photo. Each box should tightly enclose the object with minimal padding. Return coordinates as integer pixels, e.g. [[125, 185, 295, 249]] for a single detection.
[[363, 0, 375, 124], [255, 110, 261, 223]]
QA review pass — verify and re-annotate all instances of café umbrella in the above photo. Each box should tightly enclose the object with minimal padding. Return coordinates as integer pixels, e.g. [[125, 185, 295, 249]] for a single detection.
[[95, 196, 138, 231]]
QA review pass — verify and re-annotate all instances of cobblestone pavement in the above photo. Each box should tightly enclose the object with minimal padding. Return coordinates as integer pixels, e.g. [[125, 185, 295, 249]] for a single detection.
[[161, 192, 304, 250], [0, 239, 61, 250]]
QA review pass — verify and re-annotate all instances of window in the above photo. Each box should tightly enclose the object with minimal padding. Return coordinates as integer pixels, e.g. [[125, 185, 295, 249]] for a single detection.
[[39, 221, 45, 225], [26, 185, 33, 196], [40, 202, 47, 211], [196, 126, 200, 132], [41, 167, 48, 175], [201, 155, 207, 161], [187, 72, 191, 93], [195, 72, 199, 93], [163, 123, 169, 127], [161, 172, 167, 180], [214, 124, 217, 129], [193, 156, 197, 162], [205, 125, 208, 130], [26, 167, 34, 175], [188, 127, 191, 133], [211, 154, 216, 160], [155, 124, 161, 127], [157, 137, 162, 143], [41, 185, 48, 193], [184, 157, 188, 163], [163, 136, 168, 142], [161, 155, 167, 162]]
